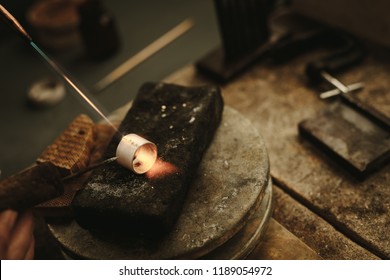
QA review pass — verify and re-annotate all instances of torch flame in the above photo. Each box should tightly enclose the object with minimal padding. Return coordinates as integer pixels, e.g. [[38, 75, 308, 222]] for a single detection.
[[146, 158, 179, 180]]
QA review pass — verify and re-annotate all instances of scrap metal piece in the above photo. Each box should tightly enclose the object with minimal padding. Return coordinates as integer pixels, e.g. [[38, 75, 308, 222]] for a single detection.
[[319, 82, 364, 99], [320, 70, 350, 94], [299, 102, 390, 179]]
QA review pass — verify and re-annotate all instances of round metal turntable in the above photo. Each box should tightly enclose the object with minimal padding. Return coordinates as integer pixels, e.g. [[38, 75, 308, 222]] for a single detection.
[[49, 106, 273, 259]]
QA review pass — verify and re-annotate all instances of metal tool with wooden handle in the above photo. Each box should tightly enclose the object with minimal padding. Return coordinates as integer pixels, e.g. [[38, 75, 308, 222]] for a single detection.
[[0, 163, 64, 211]]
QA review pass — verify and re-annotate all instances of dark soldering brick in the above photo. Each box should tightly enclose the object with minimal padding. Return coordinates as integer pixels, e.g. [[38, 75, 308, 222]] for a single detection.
[[72, 82, 224, 235]]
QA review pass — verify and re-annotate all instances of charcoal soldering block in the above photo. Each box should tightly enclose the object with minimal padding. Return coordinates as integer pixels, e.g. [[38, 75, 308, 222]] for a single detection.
[[72, 82, 224, 235]]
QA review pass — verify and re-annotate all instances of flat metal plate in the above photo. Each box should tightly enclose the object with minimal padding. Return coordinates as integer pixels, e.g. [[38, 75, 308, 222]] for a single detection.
[[299, 102, 390, 179], [49, 106, 271, 259]]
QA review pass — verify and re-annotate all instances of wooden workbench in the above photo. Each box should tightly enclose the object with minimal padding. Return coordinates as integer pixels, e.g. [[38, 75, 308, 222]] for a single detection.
[[33, 44, 389, 261], [163, 46, 390, 260]]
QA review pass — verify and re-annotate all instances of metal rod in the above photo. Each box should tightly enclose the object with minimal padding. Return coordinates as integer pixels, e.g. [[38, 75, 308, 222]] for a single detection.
[[0, 4, 117, 131], [320, 82, 364, 99], [320, 71, 349, 94], [94, 18, 195, 92], [62, 157, 118, 182], [30, 42, 116, 129]]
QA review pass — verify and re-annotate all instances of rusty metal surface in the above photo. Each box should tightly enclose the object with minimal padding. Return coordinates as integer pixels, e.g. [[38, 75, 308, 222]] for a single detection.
[[49, 106, 271, 259], [165, 53, 390, 258]]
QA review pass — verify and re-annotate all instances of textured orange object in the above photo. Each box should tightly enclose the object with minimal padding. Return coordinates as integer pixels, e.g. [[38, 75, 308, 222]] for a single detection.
[[36, 121, 116, 217], [37, 114, 96, 176]]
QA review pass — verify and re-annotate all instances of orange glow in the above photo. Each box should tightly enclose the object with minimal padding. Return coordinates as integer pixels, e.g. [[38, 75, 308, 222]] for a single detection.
[[146, 158, 179, 180], [132, 144, 157, 174]]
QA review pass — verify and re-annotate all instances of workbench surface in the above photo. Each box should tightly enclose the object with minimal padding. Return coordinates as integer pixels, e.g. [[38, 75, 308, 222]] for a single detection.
[[2, 0, 388, 260], [164, 47, 390, 260]]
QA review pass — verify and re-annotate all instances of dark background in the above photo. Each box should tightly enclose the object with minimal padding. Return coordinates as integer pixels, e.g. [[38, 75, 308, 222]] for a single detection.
[[0, 0, 219, 177]]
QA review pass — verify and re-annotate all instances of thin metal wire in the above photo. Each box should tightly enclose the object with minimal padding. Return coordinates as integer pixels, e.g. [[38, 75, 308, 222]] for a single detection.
[[94, 18, 195, 92], [62, 157, 118, 182], [30, 42, 118, 132]]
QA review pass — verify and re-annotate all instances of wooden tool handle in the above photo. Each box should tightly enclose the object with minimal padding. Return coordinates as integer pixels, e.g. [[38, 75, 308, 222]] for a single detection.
[[0, 163, 64, 211]]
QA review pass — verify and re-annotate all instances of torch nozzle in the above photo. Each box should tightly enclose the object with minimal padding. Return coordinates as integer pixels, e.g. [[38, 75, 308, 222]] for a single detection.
[[0, 4, 32, 42]]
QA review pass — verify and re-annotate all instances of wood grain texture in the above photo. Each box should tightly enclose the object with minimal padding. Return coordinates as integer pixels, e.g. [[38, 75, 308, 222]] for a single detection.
[[272, 187, 379, 260], [164, 51, 390, 258], [248, 219, 321, 260]]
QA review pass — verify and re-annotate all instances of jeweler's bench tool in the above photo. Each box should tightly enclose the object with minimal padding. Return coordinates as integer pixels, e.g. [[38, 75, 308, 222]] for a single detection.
[[0, 163, 64, 211], [295, 34, 390, 179], [304, 34, 366, 98], [270, 29, 366, 98], [267, 26, 389, 178], [196, 0, 274, 83], [298, 96, 390, 180], [0, 4, 158, 175]]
